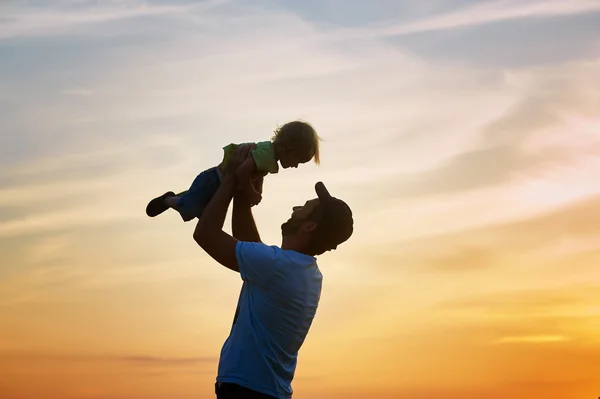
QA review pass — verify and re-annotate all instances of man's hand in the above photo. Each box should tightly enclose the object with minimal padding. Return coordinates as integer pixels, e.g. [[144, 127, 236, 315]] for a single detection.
[[246, 190, 262, 207], [252, 172, 266, 194], [235, 173, 265, 205], [231, 165, 264, 243], [226, 143, 257, 178], [227, 143, 262, 205]]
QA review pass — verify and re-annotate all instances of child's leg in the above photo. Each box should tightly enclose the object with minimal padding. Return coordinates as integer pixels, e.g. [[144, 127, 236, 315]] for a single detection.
[[165, 195, 181, 210], [146, 191, 176, 217], [146, 168, 221, 221], [174, 168, 221, 222]]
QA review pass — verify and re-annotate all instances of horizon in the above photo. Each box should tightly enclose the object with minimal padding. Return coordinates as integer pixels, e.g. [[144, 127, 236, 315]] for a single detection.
[[1, 1, 599, 398]]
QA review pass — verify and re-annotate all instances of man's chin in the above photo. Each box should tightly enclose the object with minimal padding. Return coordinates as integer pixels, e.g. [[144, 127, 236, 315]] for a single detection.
[[281, 220, 298, 236]]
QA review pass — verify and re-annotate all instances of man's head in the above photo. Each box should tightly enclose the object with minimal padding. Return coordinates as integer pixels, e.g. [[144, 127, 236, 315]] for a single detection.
[[281, 182, 353, 256]]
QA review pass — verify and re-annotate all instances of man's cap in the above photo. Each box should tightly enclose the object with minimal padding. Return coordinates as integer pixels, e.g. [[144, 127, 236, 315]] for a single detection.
[[314, 182, 354, 251]]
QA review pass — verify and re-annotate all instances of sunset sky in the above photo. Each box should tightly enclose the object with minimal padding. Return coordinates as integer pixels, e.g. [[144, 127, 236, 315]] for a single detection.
[[1, 0, 599, 398]]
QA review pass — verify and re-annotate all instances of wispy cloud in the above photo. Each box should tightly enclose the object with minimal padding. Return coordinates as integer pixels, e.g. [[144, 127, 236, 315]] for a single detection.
[[60, 88, 96, 96], [437, 285, 600, 314], [362, 192, 600, 276], [119, 355, 216, 366], [343, 0, 600, 38], [493, 335, 570, 344], [0, 351, 216, 365], [0, 1, 193, 39]]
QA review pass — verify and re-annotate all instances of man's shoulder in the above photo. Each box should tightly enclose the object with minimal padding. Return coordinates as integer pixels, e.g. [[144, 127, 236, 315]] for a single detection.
[[236, 241, 283, 262], [236, 242, 317, 267], [235, 242, 286, 283], [236, 240, 280, 252]]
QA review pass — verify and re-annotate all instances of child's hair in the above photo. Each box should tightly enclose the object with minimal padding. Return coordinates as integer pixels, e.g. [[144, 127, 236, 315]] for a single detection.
[[272, 120, 321, 164]]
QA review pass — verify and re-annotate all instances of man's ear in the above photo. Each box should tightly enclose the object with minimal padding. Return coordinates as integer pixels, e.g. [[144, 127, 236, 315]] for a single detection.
[[301, 221, 318, 234]]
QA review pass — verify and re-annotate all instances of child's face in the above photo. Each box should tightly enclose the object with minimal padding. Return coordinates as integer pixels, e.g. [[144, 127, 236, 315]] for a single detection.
[[280, 148, 311, 169]]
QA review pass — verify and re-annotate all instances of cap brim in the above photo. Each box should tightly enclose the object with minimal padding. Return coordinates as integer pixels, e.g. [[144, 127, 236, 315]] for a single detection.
[[315, 181, 332, 201]]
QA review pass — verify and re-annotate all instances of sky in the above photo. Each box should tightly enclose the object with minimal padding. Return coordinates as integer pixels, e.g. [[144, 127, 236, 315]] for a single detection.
[[0, 0, 599, 398]]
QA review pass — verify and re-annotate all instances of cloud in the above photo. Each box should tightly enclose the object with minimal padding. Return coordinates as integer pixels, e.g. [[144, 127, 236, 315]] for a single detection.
[[0, 351, 216, 366], [436, 285, 600, 317], [361, 59, 600, 200], [483, 61, 600, 147], [60, 88, 96, 96], [493, 335, 570, 344], [396, 13, 600, 68], [0, 0, 546, 247], [327, 317, 600, 399], [120, 355, 215, 365], [354, 191, 600, 279], [383, 145, 568, 198], [0, 203, 139, 239], [351, 378, 599, 399], [415, 245, 496, 272], [0, 3, 597, 399], [345, 0, 600, 38], [488, 193, 600, 245], [0, 154, 121, 189], [0, 351, 219, 399], [0, 1, 196, 39], [310, 1, 600, 68]]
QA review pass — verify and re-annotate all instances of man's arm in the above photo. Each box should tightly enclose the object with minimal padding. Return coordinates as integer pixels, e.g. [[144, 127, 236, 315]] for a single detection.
[[193, 144, 259, 272], [237, 157, 261, 205], [193, 173, 240, 272], [232, 193, 262, 243]]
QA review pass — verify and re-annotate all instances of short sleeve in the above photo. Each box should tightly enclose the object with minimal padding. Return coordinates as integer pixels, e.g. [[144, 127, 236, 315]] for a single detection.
[[236, 241, 280, 285], [251, 141, 279, 174]]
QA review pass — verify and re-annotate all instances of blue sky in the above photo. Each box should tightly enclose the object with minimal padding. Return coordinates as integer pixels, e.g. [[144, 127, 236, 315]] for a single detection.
[[1, 0, 599, 278], [2, 0, 599, 167]]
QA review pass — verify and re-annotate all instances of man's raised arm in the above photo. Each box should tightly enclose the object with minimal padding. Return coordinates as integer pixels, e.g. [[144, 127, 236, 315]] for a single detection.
[[193, 145, 256, 272], [232, 183, 262, 243]]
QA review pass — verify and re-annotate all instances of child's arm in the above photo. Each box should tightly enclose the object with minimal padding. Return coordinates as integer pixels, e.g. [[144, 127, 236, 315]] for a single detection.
[[236, 156, 262, 206]]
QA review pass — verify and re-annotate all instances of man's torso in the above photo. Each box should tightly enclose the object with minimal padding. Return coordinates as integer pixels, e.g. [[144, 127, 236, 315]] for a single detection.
[[217, 242, 322, 399]]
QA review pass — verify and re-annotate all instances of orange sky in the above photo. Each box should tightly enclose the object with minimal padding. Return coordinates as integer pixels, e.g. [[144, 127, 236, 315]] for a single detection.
[[1, 0, 600, 398]]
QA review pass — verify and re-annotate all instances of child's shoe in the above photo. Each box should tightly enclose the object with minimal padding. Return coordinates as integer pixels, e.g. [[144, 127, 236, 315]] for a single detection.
[[146, 191, 175, 217]]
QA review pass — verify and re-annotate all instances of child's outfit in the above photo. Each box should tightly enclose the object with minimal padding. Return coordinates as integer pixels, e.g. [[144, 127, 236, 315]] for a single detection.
[[147, 141, 278, 221]]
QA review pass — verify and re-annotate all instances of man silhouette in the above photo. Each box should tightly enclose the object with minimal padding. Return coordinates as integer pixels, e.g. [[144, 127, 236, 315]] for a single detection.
[[193, 144, 354, 399]]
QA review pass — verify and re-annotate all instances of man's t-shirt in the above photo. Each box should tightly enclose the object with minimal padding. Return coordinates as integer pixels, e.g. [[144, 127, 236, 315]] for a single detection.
[[216, 241, 323, 399], [222, 141, 279, 174]]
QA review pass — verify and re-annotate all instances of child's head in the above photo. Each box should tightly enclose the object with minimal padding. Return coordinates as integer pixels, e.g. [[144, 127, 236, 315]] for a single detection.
[[272, 120, 321, 169]]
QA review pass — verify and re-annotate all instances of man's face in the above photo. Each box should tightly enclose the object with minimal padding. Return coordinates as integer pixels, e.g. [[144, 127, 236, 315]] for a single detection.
[[281, 198, 320, 236]]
